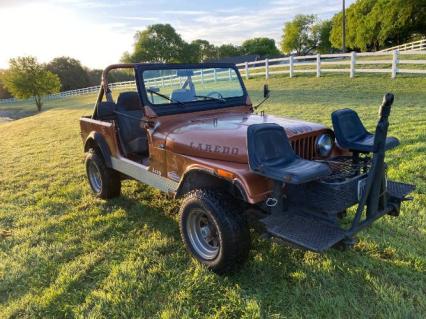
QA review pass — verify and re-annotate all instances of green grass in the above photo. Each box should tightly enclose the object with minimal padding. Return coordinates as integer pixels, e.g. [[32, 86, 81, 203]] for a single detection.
[[1, 73, 425, 318]]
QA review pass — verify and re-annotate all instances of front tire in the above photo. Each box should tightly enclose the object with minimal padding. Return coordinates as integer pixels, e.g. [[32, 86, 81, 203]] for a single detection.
[[85, 149, 121, 199], [179, 189, 250, 274]]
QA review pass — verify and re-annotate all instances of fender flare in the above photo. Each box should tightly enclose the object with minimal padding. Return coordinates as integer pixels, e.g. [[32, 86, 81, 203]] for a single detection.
[[84, 132, 112, 168], [175, 167, 248, 202]]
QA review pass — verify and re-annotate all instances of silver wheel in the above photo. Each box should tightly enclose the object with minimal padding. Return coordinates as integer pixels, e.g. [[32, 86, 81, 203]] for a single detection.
[[88, 160, 102, 193], [186, 208, 220, 260]]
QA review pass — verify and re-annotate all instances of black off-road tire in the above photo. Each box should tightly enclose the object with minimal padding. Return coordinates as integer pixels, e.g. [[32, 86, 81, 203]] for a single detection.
[[179, 189, 250, 274], [85, 149, 121, 199]]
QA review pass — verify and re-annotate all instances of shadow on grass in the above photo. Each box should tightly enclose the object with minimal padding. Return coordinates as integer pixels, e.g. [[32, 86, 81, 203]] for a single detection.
[[3, 183, 423, 318]]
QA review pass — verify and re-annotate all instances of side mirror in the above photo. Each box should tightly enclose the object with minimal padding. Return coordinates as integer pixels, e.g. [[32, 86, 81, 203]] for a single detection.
[[254, 84, 271, 110], [263, 84, 270, 98]]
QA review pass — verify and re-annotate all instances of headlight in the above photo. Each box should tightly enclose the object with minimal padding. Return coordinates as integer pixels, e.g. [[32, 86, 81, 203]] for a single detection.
[[316, 134, 333, 157]]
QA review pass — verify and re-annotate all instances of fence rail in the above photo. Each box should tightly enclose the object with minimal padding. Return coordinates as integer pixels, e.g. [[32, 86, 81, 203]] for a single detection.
[[1, 50, 426, 105], [235, 50, 426, 80], [379, 39, 426, 53]]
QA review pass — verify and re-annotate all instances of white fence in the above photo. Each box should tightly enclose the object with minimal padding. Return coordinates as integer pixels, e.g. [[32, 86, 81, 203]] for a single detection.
[[380, 39, 426, 53], [236, 50, 426, 80], [1, 50, 425, 105]]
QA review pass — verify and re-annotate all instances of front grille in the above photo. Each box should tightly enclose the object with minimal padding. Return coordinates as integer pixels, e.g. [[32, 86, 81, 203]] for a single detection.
[[291, 135, 317, 160]]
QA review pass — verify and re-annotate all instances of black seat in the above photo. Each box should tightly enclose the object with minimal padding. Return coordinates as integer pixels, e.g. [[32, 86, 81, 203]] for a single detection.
[[96, 101, 116, 120], [115, 92, 148, 155], [247, 124, 331, 184], [332, 109, 399, 153]]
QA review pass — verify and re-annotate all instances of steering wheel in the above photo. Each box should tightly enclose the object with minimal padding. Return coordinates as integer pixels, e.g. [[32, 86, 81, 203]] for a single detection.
[[207, 91, 224, 99]]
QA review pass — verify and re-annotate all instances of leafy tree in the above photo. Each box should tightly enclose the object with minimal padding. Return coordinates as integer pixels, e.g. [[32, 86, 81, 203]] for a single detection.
[[313, 20, 334, 53], [190, 39, 218, 62], [46, 56, 90, 91], [0, 71, 12, 99], [330, 0, 376, 51], [122, 24, 186, 63], [281, 15, 319, 55], [86, 68, 103, 87], [2, 56, 60, 112], [330, 0, 426, 51], [242, 37, 280, 56], [217, 44, 242, 58]]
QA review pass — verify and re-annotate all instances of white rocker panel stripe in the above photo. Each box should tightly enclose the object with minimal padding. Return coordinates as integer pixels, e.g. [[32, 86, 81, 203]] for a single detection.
[[111, 156, 179, 193]]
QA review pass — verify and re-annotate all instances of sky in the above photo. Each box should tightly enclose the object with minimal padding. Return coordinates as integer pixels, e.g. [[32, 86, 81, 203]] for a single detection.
[[0, 0, 355, 69]]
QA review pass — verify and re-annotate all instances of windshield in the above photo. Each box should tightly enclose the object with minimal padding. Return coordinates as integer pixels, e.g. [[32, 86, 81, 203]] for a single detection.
[[141, 67, 244, 106]]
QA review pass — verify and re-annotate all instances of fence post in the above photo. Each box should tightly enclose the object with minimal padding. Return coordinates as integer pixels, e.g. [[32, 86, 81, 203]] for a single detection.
[[265, 58, 269, 80], [245, 62, 249, 80], [350, 51, 356, 78], [289, 55, 294, 78], [228, 68, 232, 80], [391, 50, 399, 79], [213, 68, 217, 82], [201, 69, 204, 84], [316, 54, 321, 77]]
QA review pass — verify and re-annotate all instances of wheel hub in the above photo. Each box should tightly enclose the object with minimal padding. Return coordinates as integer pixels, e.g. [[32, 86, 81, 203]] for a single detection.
[[186, 208, 220, 260], [88, 161, 102, 193]]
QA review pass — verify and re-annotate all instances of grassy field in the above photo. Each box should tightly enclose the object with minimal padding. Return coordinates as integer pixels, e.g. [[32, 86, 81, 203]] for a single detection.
[[0, 74, 425, 318]]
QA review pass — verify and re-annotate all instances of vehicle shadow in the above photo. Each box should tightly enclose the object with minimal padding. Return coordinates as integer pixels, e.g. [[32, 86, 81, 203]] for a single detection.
[[78, 187, 425, 317]]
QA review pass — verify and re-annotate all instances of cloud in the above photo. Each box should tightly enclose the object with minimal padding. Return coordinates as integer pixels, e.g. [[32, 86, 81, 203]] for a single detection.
[[0, 0, 356, 69], [169, 0, 354, 45]]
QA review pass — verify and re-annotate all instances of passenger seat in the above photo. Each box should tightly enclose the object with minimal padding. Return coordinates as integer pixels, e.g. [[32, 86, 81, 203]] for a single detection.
[[115, 92, 149, 156]]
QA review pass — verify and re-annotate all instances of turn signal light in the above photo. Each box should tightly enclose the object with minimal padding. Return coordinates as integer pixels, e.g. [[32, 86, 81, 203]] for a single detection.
[[216, 169, 235, 179]]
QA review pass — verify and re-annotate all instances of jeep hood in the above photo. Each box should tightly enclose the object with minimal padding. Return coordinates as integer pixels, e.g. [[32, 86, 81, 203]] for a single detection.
[[165, 113, 327, 164]]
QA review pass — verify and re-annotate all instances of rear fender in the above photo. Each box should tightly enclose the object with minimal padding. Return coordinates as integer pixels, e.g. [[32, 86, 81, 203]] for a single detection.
[[84, 132, 112, 168]]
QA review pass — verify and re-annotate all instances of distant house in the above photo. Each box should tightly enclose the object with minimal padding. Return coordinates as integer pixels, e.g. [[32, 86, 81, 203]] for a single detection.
[[207, 54, 261, 64], [208, 54, 287, 65]]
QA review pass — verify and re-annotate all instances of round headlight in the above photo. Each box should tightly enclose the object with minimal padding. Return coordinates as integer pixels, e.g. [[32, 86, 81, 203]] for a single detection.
[[316, 134, 333, 157]]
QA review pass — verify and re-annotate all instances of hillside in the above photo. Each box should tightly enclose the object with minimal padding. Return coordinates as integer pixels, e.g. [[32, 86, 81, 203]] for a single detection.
[[0, 74, 425, 318]]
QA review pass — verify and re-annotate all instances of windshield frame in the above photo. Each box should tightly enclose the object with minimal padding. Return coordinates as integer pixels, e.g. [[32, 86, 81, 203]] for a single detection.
[[135, 63, 248, 116]]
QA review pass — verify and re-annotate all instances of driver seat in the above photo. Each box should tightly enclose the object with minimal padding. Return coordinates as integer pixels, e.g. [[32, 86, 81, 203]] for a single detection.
[[115, 92, 149, 156]]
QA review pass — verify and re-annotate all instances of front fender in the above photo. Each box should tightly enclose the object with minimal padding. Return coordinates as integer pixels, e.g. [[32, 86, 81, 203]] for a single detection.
[[175, 166, 248, 202]]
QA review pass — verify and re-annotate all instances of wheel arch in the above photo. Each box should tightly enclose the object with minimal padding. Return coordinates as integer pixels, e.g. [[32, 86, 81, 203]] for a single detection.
[[175, 168, 248, 202], [84, 132, 112, 168]]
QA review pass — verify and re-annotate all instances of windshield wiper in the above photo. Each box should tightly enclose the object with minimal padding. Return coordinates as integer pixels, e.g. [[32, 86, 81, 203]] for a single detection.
[[195, 95, 226, 103], [146, 88, 185, 106]]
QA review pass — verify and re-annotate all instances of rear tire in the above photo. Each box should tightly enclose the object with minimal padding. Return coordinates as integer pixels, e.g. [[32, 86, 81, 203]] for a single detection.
[[179, 189, 250, 274], [85, 149, 121, 199]]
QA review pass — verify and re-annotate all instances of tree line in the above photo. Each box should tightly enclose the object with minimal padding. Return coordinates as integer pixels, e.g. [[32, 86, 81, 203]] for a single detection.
[[122, 0, 424, 62], [0, 56, 134, 101], [1, 0, 424, 110]]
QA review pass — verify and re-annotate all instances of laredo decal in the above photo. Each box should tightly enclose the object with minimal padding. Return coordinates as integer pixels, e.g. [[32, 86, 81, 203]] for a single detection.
[[189, 142, 239, 155]]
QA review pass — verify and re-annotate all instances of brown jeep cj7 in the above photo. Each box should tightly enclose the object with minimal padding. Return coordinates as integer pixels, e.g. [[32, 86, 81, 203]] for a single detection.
[[80, 63, 414, 273]]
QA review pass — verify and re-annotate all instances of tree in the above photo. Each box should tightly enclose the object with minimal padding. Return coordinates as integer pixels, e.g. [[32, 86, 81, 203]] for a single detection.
[[329, 0, 376, 51], [0, 71, 12, 99], [190, 39, 218, 62], [122, 24, 187, 63], [313, 20, 334, 53], [330, 0, 426, 51], [242, 37, 280, 56], [86, 68, 103, 87], [217, 44, 242, 58], [2, 56, 60, 112], [46, 57, 90, 91], [281, 15, 319, 55]]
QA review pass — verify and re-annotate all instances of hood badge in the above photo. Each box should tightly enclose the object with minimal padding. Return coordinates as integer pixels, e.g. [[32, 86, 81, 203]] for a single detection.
[[189, 142, 239, 155]]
